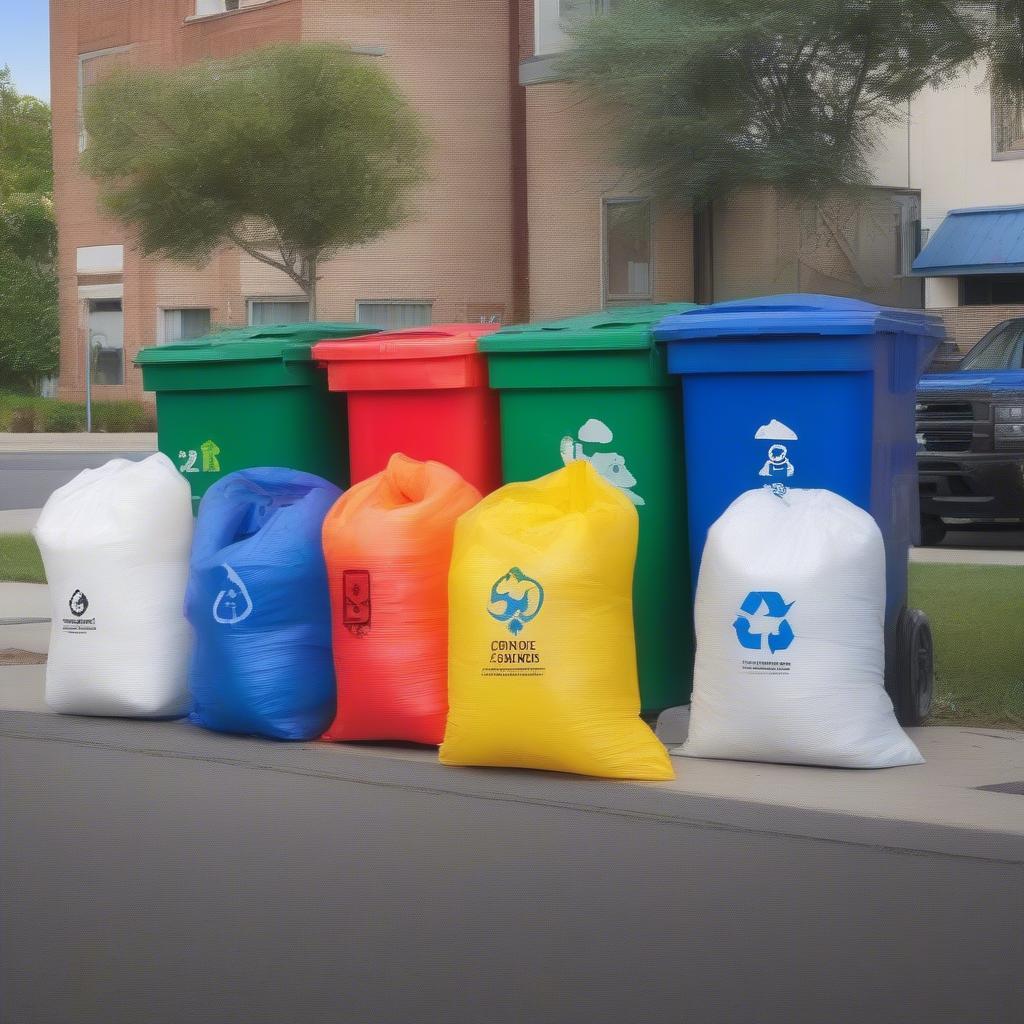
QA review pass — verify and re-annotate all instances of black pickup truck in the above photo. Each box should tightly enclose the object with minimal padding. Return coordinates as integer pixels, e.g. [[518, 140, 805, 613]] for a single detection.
[[916, 317, 1024, 544]]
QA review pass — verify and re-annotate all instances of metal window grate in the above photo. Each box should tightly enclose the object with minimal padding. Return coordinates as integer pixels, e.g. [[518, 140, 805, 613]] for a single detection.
[[356, 301, 433, 330], [992, 88, 1024, 156]]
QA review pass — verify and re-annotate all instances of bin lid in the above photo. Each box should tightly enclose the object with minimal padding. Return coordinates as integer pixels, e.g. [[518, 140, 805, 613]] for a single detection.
[[312, 324, 498, 363], [135, 322, 378, 368], [652, 294, 946, 342], [479, 303, 701, 353]]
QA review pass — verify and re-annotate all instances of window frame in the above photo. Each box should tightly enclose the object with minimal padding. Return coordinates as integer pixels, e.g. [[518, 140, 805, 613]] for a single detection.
[[355, 300, 435, 329], [246, 297, 311, 326], [158, 306, 213, 345], [77, 45, 133, 153], [602, 196, 654, 305], [991, 85, 1024, 161], [87, 296, 125, 387]]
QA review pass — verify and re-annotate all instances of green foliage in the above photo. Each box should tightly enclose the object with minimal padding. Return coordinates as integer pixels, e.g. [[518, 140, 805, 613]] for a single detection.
[[562, 1, 1024, 208], [0, 67, 52, 196], [82, 43, 429, 312], [0, 533, 46, 585], [40, 402, 83, 432], [0, 68, 59, 392], [0, 396, 155, 433]]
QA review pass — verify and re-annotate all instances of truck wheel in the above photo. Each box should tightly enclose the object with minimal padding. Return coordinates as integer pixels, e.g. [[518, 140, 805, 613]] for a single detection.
[[891, 608, 934, 727], [920, 516, 946, 547]]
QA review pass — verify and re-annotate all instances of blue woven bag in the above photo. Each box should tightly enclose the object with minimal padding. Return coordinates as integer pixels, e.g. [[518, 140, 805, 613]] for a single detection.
[[186, 467, 341, 740]]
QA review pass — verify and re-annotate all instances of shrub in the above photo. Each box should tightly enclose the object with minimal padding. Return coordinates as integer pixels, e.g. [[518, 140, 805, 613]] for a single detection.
[[93, 400, 153, 433], [41, 402, 85, 432], [8, 406, 37, 432], [1, 397, 156, 433]]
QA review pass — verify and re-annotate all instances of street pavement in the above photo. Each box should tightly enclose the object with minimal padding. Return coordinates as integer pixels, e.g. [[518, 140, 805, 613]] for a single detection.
[[1, 687, 1023, 1024], [0, 453, 147, 511]]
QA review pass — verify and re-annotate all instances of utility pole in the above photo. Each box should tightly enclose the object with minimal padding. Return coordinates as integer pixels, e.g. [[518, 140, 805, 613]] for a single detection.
[[85, 332, 93, 433]]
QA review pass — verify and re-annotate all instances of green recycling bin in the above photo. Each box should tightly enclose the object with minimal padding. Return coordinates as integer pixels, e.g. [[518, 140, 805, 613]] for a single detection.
[[136, 323, 379, 513], [479, 304, 699, 713]]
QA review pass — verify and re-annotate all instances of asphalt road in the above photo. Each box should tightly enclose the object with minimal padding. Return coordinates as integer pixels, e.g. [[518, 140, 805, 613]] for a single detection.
[[2, 713, 1022, 1024], [0, 451, 150, 510]]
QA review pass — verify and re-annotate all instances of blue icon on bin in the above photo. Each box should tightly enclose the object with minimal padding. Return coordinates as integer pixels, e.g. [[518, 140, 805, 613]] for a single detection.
[[733, 591, 795, 653]]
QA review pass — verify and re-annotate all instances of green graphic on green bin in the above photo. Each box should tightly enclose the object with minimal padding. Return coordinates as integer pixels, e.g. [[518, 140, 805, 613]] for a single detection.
[[178, 439, 221, 475], [136, 322, 381, 513], [560, 418, 644, 506], [479, 303, 698, 711]]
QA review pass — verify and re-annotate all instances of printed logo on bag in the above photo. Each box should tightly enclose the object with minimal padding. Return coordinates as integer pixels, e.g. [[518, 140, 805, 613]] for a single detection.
[[560, 418, 644, 506], [212, 563, 254, 625], [733, 591, 795, 668], [178, 439, 221, 475], [485, 567, 546, 679], [755, 419, 797, 496], [62, 589, 96, 633], [343, 570, 371, 637], [487, 567, 544, 636]]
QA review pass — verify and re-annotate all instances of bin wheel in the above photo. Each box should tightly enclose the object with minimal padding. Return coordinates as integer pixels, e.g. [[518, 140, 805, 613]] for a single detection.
[[920, 516, 946, 547], [890, 608, 934, 727]]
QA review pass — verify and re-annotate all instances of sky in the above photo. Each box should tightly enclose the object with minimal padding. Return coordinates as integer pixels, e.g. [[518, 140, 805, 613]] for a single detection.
[[0, 0, 51, 101]]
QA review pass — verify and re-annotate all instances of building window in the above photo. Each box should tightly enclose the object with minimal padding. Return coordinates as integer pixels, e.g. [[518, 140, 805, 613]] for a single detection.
[[248, 299, 310, 325], [961, 275, 1024, 305], [195, 0, 241, 15], [163, 308, 212, 344], [78, 47, 132, 153], [604, 198, 652, 303], [88, 298, 124, 386], [535, 0, 614, 56], [892, 192, 921, 278], [356, 301, 433, 329], [992, 88, 1024, 159]]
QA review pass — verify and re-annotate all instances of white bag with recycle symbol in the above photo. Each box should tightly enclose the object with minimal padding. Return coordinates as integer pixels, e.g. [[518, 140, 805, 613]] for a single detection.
[[680, 488, 922, 768], [33, 453, 193, 717]]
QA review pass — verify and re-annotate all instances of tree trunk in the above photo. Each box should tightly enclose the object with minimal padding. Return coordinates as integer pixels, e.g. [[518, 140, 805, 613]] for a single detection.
[[303, 255, 318, 320]]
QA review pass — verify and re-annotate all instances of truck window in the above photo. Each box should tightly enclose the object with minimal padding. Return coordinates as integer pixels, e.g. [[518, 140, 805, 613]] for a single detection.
[[960, 320, 1024, 370]]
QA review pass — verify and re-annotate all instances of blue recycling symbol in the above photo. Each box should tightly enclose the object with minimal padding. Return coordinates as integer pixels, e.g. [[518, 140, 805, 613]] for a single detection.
[[733, 591, 795, 654]]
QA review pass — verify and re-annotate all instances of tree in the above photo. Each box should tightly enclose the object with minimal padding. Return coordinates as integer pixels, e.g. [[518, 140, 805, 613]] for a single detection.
[[82, 43, 429, 317], [561, 1, 1024, 209], [0, 67, 58, 392]]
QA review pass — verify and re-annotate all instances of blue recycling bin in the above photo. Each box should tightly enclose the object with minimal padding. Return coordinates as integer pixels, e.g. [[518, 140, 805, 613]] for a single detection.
[[653, 294, 945, 725]]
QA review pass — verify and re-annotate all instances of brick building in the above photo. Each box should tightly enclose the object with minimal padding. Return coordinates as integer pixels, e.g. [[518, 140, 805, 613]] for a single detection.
[[53, 1, 952, 403], [51, 0, 527, 402]]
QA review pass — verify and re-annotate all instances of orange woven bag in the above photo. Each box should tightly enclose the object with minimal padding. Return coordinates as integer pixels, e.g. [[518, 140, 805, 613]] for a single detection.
[[321, 453, 481, 744]]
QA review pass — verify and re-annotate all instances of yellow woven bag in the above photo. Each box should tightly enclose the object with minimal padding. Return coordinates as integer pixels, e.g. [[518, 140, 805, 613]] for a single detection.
[[440, 460, 674, 781]]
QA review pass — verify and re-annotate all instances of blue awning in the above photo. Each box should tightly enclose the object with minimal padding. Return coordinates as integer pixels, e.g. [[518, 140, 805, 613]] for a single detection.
[[912, 205, 1024, 276]]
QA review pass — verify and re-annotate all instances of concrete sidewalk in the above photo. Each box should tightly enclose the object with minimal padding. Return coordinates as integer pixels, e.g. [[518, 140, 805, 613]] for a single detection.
[[0, 508, 40, 532], [0, 432, 156, 453], [0, 583, 49, 655], [911, 544, 1024, 566], [2, 663, 1022, 854]]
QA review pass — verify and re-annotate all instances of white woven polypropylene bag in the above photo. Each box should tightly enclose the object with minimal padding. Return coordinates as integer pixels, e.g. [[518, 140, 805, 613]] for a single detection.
[[33, 453, 193, 717], [680, 488, 923, 768]]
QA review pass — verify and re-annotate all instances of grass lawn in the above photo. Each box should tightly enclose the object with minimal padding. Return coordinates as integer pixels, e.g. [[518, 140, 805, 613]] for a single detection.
[[910, 562, 1024, 729], [0, 533, 46, 584]]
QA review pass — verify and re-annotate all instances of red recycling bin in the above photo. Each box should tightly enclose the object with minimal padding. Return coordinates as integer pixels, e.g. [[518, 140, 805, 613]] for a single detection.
[[313, 323, 503, 494]]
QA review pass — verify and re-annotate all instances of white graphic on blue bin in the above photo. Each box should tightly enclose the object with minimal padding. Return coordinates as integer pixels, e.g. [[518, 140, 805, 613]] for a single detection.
[[755, 419, 797, 496], [560, 418, 645, 506], [733, 591, 795, 653], [212, 563, 254, 625]]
